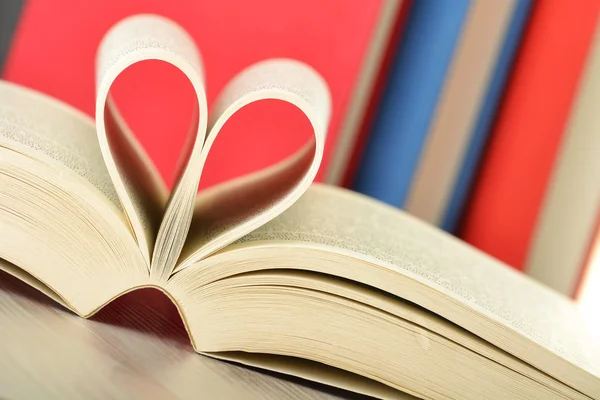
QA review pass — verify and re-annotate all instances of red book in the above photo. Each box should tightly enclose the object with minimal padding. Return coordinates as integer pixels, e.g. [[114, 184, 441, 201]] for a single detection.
[[3, 0, 385, 189], [460, 0, 600, 270]]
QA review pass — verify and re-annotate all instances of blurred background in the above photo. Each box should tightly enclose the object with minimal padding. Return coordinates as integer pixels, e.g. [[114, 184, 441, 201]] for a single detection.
[[1, 0, 599, 327]]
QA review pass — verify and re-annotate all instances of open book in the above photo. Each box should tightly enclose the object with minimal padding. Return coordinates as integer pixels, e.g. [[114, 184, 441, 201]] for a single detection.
[[0, 14, 599, 400]]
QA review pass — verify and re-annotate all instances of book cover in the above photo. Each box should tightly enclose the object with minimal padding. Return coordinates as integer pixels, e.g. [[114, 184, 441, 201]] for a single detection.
[[2, 0, 384, 188]]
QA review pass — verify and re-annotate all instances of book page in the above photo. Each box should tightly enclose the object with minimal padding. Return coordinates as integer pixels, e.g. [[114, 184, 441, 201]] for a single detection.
[[95, 14, 206, 268], [0, 81, 121, 211], [175, 59, 331, 272], [206, 270, 584, 399], [234, 184, 600, 396]]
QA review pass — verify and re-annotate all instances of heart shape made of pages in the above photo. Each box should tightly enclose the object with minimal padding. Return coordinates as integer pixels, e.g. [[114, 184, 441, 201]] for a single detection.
[[94, 15, 331, 281]]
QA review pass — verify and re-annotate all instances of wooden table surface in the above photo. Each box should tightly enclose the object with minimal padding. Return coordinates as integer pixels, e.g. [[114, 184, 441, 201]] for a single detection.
[[0, 271, 365, 400]]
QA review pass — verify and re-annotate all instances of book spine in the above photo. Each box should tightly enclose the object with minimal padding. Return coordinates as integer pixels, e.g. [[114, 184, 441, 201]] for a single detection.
[[441, 0, 533, 232], [338, 0, 413, 189], [404, 0, 518, 226], [524, 22, 600, 296], [325, 0, 408, 187], [459, 0, 600, 270], [0, 0, 24, 75], [352, 0, 471, 206]]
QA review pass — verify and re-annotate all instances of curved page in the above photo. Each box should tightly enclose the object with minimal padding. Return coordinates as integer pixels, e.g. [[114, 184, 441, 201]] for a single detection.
[[95, 15, 207, 269], [176, 59, 331, 272], [0, 81, 148, 313]]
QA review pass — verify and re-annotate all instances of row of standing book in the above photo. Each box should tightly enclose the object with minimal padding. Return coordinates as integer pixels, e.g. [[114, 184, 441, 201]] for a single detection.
[[328, 0, 600, 301]]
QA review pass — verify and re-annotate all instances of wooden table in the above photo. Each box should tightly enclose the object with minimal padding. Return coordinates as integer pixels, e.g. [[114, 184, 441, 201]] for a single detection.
[[0, 272, 363, 399]]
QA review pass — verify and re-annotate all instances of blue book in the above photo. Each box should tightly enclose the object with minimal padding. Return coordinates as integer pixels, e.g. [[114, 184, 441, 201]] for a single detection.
[[441, 0, 534, 232], [352, 0, 471, 206]]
